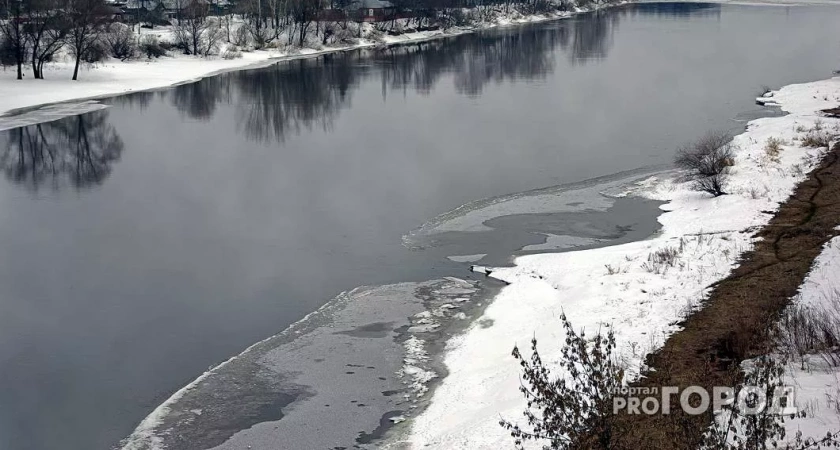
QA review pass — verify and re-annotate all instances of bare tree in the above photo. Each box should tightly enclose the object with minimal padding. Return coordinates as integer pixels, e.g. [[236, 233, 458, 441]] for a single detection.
[[66, 0, 111, 80], [174, 0, 222, 55], [288, 0, 323, 47], [102, 22, 136, 60], [240, 0, 272, 48], [675, 131, 734, 197], [25, 0, 69, 79], [0, 0, 27, 79]]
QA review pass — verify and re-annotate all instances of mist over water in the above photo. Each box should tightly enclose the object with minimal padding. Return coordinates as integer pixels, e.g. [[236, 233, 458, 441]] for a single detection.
[[2, 3, 840, 449]]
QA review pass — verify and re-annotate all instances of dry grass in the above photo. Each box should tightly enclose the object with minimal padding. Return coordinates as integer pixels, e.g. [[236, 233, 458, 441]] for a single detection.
[[605, 264, 627, 275], [765, 137, 784, 162], [777, 292, 840, 368], [642, 244, 682, 274], [802, 131, 831, 148], [611, 143, 840, 449], [800, 120, 837, 148]]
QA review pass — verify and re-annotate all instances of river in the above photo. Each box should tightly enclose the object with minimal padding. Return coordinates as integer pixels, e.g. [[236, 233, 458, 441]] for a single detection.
[[1, 3, 839, 449]]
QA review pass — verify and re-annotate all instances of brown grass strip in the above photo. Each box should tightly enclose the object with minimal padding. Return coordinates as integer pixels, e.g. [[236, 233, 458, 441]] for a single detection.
[[613, 142, 840, 449]]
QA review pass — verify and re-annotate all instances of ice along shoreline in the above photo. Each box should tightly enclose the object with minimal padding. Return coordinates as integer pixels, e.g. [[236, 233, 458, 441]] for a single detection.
[[118, 167, 667, 449], [400, 77, 840, 448]]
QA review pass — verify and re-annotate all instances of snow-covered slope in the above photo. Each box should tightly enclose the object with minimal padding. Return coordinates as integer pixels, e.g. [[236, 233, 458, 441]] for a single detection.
[[401, 77, 840, 449]]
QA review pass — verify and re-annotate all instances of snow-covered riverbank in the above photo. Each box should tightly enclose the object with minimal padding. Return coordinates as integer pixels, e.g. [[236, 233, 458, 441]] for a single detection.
[[0, 7, 594, 122], [399, 77, 840, 448]]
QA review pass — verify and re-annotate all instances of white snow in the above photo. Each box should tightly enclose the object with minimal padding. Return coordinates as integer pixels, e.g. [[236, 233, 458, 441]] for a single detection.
[[0, 49, 282, 119], [783, 357, 840, 442], [399, 77, 840, 449], [779, 237, 840, 442]]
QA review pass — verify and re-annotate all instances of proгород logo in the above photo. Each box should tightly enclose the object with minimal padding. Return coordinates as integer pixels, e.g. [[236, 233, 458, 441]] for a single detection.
[[610, 386, 797, 416]]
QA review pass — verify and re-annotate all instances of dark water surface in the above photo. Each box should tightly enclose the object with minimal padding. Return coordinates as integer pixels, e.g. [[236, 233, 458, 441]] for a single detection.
[[1, 3, 840, 449]]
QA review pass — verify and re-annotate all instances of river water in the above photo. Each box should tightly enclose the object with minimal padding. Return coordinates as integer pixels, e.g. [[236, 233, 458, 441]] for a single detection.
[[1, 3, 839, 449]]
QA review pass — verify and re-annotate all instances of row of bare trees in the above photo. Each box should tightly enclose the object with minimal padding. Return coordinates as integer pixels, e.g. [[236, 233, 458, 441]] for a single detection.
[[1, 0, 114, 80], [232, 0, 337, 50], [1, 0, 617, 81], [229, 0, 610, 51]]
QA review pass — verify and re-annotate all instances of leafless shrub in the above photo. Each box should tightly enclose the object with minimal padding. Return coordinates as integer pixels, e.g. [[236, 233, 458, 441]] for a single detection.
[[605, 264, 624, 275], [231, 25, 250, 47], [799, 120, 837, 148], [776, 293, 840, 368], [748, 185, 768, 200], [80, 40, 108, 63], [245, 22, 278, 50], [765, 137, 784, 162], [675, 131, 734, 197], [801, 130, 832, 148], [139, 34, 166, 58], [702, 355, 840, 450], [642, 245, 681, 274], [157, 39, 176, 52], [500, 313, 623, 449], [103, 23, 136, 61], [221, 44, 242, 60], [173, 1, 222, 56], [202, 22, 224, 57], [333, 24, 358, 45]]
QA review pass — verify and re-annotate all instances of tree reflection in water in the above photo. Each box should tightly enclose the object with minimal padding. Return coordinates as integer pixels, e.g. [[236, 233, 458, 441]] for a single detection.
[[164, 3, 721, 143], [0, 111, 124, 190], [0, 2, 721, 192], [163, 4, 638, 142], [166, 1, 727, 138], [172, 76, 233, 121], [233, 55, 359, 143]]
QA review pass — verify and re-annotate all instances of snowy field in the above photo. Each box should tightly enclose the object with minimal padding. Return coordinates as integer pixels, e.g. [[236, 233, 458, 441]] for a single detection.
[[398, 77, 840, 448]]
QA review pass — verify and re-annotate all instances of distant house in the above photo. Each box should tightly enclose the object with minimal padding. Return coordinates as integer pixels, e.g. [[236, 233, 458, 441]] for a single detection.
[[103, 3, 128, 21], [318, 7, 348, 22], [119, 0, 228, 22], [121, 0, 175, 22], [351, 0, 395, 22]]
